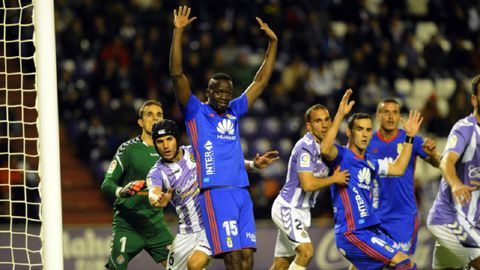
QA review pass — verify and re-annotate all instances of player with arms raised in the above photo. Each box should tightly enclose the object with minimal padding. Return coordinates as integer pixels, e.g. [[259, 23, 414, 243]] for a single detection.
[[169, 5, 278, 270], [321, 89, 422, 270]]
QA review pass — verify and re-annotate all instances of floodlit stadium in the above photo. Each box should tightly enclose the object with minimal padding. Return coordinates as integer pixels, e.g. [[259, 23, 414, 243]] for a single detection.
[[1, 0, 479, 269]]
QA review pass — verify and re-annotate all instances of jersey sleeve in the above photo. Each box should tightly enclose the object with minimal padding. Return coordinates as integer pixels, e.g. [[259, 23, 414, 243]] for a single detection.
[[413, 135, 429, 159], [101, 146, 128, 199], [180, 94, 202, 121], [443, 122, 469, 157], [146, 164, 166, 190], [296, 148, 315, 173], [375, 158, 389, 176], [229, 94, 248, 118]]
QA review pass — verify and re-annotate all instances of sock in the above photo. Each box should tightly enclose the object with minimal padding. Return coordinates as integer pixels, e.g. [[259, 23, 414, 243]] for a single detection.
[[288, 261, 307, 270]]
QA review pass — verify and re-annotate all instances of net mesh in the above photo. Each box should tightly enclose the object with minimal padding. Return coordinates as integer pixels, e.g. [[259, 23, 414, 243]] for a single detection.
[[0, 1, 43, 269]]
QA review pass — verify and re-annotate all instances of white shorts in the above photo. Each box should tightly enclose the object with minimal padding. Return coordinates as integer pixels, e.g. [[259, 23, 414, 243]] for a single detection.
[[428, 222, 480, 269], [271, 196, 311, 257], [166, 230, 211, 270]]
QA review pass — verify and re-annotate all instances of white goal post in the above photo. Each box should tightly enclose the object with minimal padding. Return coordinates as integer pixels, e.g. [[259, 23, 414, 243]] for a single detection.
[[0, 0, 63, 269]]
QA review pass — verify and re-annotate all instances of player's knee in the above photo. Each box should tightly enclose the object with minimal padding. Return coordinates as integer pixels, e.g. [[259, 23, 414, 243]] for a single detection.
[[296, 243, 314, 261], [469, 255, 480, 269], [187, 259, 204, 270], [270, 257, 294, 270]]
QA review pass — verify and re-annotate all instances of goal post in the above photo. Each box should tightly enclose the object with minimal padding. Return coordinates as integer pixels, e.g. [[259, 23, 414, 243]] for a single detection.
[[34, 0, 64, 269], [0, 0, 63, 269]]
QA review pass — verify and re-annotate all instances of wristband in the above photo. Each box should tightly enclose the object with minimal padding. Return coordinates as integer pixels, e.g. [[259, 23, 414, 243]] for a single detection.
[[248, 160, 260, 172], [405, 136, 414, 144]]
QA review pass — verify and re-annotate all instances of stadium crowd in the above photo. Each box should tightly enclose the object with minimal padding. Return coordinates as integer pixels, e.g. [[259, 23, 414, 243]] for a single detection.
[[54, 0, 480, 219]]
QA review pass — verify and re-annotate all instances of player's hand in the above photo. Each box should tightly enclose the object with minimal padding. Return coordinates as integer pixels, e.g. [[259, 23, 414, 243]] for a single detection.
[[332, 167, 350, 186], [452, 183, 476, 205], [255, 17, 278, 42], [336, 89, 355, 117], [402, 110, 423, 137], [155, 188, 174, 207], [422, 137, 436, 155], [253, 150, 280, 169], [173, 6, 197, 29], [119, 180, 145, 197]]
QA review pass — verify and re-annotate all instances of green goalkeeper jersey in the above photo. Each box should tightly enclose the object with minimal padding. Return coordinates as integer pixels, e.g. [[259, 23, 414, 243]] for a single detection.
[[101, 136, 167, 234]]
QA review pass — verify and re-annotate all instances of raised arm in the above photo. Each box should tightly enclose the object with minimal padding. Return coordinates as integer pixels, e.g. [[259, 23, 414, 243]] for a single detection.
[[441, 152, 476, 205], [321, 89, 355, 161], [244, 17, 278, 108], [387, 110, 423, 176], [169, 6, 197, 106]]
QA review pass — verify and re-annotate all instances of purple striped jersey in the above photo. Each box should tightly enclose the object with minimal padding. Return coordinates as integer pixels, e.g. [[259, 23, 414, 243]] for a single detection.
[[146, 145, 203, 234], [279, 132, 330, 209], [428, 115, 480, 227]]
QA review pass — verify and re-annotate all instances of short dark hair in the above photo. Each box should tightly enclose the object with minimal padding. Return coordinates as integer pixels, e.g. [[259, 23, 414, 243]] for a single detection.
[[211, 72, 232, 81], [138, 100, 162, 119], [376, 98, 400, 113], [347, 113, 372, 129], [471, 75, 480, 97], [304, 104, 329, 122]]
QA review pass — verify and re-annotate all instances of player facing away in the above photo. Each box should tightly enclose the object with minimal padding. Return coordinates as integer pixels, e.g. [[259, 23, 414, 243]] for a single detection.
[[320, 89, 423, 270], [269, 104, 350, 270], [169, 5, 277, 270], [427, 75, 480, 270], [101, 100, 174, 270], [146, 119, 279, 270], [366, 98, 440, 254]]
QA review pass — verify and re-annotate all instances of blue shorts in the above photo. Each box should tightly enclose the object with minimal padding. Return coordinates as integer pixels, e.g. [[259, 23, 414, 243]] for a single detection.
[[336, 226, 401, 270], [380, 213, 420, 255], [199, 187, 256, 256]]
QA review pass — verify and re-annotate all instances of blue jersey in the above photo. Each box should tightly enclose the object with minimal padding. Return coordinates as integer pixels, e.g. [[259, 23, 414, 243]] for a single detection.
[[367, 129, 427, 217], [181, 94, 249, 188], [327, 145, 389, 233]]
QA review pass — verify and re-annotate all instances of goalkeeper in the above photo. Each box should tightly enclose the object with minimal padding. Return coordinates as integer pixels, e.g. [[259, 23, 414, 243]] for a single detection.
[[101, 100, 174, 270]]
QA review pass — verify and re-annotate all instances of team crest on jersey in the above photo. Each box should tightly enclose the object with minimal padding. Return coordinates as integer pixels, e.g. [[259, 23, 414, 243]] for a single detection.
[[190, 153, 195, 162], [447, 134, 458, 149], [225, 114, 237, 120], [397, 143, 403, 155], [226, 236, 233, 248], [107, 160, 117, 174], [300, 153, 311, 168], [116, 255, 125, 264]]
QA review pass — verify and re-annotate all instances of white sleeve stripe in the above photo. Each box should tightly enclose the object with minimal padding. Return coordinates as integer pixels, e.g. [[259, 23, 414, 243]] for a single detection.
[[115, 156, 124, 171]]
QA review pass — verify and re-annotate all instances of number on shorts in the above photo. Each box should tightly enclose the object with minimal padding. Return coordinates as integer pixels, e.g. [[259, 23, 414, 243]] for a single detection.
[[222, 220, 238, 236], [294, 219, 303, 230], [168, 252, 174, 266], [119, 236, 127, 253]]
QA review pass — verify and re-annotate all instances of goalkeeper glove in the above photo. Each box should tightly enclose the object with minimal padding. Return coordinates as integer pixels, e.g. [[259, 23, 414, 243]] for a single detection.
[[119, 180, 145, 197]]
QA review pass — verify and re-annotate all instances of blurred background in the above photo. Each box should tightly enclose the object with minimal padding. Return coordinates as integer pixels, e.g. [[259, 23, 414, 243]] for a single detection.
[[4, 0, 480, 269]]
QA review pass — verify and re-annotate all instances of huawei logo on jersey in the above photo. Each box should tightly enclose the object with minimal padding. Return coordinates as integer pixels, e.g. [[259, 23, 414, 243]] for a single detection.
[[216, 119, 236, 140], [357, 168, 371, 189]]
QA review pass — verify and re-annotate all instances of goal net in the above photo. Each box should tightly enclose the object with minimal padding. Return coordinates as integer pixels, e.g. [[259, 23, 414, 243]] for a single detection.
[[0, 1, 62, 269]]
